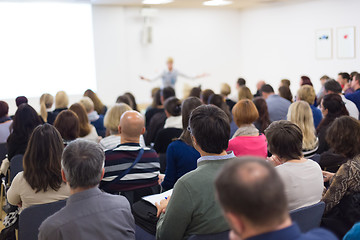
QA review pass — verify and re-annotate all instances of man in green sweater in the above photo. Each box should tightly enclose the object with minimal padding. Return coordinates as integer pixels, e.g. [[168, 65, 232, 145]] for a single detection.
[[156, 105, 237, 240]]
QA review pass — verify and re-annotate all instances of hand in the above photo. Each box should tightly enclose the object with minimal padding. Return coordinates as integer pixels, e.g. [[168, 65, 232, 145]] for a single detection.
[[155, 196, 171, 217], [17, 201, 22, 208], [343, 82, 350, 92], [267, 155, 282, 166], [158, 174, 165, 185], [195, 73, 209, 78], [322, 171, 335, 182], [140, 76, 149, 81]]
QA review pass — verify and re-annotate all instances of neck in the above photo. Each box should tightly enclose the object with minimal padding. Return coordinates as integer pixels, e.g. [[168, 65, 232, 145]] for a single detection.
[[243, 217, 292, 240], [70, 186, 94, 195], [121, 136, 140, 144], [199, 150, 227, 157]]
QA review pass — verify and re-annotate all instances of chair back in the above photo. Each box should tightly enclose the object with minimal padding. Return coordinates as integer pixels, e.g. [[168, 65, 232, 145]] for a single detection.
[[187, 231, 229, 240], [18, 200, 66, 240], [10, 154, 24, 183], [290, 201, 325, 232], [0, 143, 7, 163]]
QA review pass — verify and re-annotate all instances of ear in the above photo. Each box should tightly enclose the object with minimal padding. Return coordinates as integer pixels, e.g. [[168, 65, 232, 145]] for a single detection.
[[141, 127, 145, 135], [61, 169, 67, 183], [100, 168, 105, 181], [225, 212, 244, 238], [118, 125, 122, 135]]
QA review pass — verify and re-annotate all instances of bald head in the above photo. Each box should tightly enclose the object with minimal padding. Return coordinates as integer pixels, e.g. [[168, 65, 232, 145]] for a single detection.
[[119, 111, 145, 142]]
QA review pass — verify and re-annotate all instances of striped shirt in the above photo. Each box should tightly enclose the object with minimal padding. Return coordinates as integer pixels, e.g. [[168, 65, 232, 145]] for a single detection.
[[100, 143, 160, 193]]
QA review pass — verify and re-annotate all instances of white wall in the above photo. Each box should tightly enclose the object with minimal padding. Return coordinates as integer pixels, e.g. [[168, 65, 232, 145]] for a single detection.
[[237, 0, 360, 94]]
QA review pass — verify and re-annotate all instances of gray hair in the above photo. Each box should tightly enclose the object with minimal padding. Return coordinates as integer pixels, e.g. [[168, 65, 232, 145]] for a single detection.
[[62, 139, 105, 189]]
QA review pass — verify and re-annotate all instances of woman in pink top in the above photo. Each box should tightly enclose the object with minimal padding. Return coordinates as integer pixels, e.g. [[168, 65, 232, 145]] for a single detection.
[[227, 99, 267, 158]]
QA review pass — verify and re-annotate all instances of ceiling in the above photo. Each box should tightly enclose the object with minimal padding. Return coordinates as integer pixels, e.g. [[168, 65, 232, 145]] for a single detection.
[[90, 0, 313, 10]]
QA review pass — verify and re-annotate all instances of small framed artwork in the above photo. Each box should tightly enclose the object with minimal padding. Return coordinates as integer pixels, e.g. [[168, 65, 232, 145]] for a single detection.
[[337, 26, 355, 59], [315, 29, 332, 59]]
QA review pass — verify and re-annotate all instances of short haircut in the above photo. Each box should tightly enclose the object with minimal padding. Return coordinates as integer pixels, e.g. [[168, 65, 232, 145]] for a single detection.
[[79, 97, 94, 113], [350, 72, 358, 80], [0, 101, 9, 118], [104, 103, 132, 134], [161, 87, 176, 101], [164, 97, 181, 117], [355, 73, 360, 83], [54, 110, 80, 141], [201, 89, 215, 104], [232, 99, 259, 127], [339, 72, 350, 81], [215, 157, 287, 226], [265, 120, 303, 160], [320, 75, 330, 81], [62, 139, 105, 189], [324, 79, 342, 94], [260, 84, 274, 94], [297, 85, 316, 105], [189, 105, 230, 154], [326, 116, 360, 158], [237, 78, 246, 86], [281, 79, 291, 88], [220, 83, 231, 96]]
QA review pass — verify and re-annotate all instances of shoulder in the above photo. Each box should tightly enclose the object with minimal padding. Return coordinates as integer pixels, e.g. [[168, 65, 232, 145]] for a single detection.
[[302, 228, 338, 239]]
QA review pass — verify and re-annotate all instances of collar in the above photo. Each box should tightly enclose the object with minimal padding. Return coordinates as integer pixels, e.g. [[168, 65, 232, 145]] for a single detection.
[[164, 115, 182, 129], [67, 187, 102, 206], [246, 224, 301, 240], [88, 111, 100, 122], [197, 151, 236, 165], [113, 142, 142, 151], [0, 116, 11, 124]]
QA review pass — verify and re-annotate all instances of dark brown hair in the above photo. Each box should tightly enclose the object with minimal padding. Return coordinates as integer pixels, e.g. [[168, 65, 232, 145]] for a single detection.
[[208, 94, 232, 123], [0, 101, 9, 118], [301, 76, 313, 86], [54, 110, 80, 141], [23, 124, 64, 192], [69, 103, 91, 137], [253, 97, 270, 133], [189, 86, 202, 98], [179, 97, 202, 146], [232, 99, 259, 127], [124, 92, 138, 111], [201, 89, 215, 104], [326, 116, 360, 158], [164, 97, 181, 117], [278, 86, 293, 102], [265, 120, 303, 161]]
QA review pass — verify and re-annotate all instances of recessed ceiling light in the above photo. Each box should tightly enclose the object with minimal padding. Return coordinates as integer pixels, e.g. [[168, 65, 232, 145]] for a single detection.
[[142, 0, 173, 5], [203, 0, 233, 6]]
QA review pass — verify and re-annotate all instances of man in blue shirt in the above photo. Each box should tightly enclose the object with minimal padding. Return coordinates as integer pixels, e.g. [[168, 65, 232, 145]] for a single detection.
[[345, 73, 360, 113], [261, 84, 291, 122], [215, 157, 337, 240]]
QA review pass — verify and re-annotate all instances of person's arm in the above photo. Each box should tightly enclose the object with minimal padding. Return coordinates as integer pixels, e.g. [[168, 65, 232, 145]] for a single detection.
[[7, 173, 22, 206], [177, 71, 207, 80], [156, 179, 193, 240], [140, 72, 163, 82], [161, 143, 177, 191]]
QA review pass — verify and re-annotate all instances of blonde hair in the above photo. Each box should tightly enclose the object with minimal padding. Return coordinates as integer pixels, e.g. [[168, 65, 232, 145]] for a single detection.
[[55, 91, 69, 109], [220, 83, 231, 96], [104, 103, 132, 134], [40, 93, 54, 122], [238, 86, 253, 100], [287, 101, 317, 150], [79, 97, 94, 113], [297, 85, 316, 105], [167, 57, 174, 63]]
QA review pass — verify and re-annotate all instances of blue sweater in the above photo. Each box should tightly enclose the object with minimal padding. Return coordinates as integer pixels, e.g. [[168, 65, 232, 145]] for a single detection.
[[161, 140, 200, 191], [346, 89, 360, 113], [310, 105, 323, 129]]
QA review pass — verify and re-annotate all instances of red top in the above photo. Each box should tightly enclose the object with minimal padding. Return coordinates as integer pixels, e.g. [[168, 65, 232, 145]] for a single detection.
[[227, 134, 267, 158]]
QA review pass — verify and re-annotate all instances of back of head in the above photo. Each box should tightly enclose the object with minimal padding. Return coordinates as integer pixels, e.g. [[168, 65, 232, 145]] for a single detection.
[[322, 93, 349, 116], [326, 116, 360, 158], [189, 86, 202, 98], [220, 83, 231, 96], [0, 101, 9, 118], [84, 89, 105, 114], [69, 103, 90, 137], [124, 92, 138, 111], [324, 79, 342, 94], [189, 105, 230, 154], [237, 78, 246, 87], [16, 96, 28, 107], [260, 84, 274, 94], [161, 87, 176, 102], [104, 103, 132, 134], [179, 97, 202, 146], [151, 89, 162, 108], [238, 86, 253, 100], [232, 99, 259, 127], [300, 76, 313, 86], [287, 101, 316, 150], [119, 111, 145, 139], [164, 97, 182, 117], [339, 72, 350, 82], [253, 97, 270, 132], [208, 94, 232, 123], [23, 124, 64, 192], [280, 79, 291, 88], [200, 89, 215, 104], [40, 93, 54, 122], [116, 95, 131, 106], [320, 75, 330, 81], [278, 86, 293, 102], [297, 85, 316, 105], [11, 104, 42, 139], [79, 97, 95, 113], [265, 120, 303, 160], [215, 157, 288, 227], [55, 91, 69, 109], [54, 110, 80, 141], [62, 139, 105, 189]]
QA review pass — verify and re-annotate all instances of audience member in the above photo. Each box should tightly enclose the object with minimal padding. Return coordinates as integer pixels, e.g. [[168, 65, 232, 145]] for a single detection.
[[50, 91, 69, 124], [220, 83, 236, 111], [227, 99, 267, 158], [146, 87, 161, 111], [297, 85, 322, 128], [53, 110, 80, 146], [324, 79, 358, 119], [145, 89, 163, 129], [7, 124, 70, 210], [188, 86, 202, 98], [0, 101, 12, 143], [280, 78, 291, 88], [79, 96, 106, 137], [278, 86, 293, 102], [320, 116, 360, 172], [69, 103, 99, 142], [39, 93, 55, 123], [317, 75, 330, 105], [124, 92, 139, 111], [317, 94, 349, 154], [215, 157, 337, 240], [236, 77, 246, 88], [253, 80, 265, 98], [38, 140, 135, 240], [116, 94, 132, 106], [337, 72, 352, 94], [300, 75, 313, 86], [238, 86, 253, 100], [160, 97, 202, 191], [345, 73, 360, 113], [253, 97, 270, 133], [200, 89, 215, 104], [287, 101, 319, 159], [100, 111, 160, 203], [156, 105, 235, 239], [84, 89, 107, 115], [261, 84, 291, 122], [265, 120, 323, 211], [15, 96, 28, 107]]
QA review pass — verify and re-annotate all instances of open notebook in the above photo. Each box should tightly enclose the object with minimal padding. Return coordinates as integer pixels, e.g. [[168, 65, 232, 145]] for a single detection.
[[142, 189, 173, 206]]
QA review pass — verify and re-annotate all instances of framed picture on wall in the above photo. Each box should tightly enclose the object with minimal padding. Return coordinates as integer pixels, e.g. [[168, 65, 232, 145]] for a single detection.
[[337, 26, 355, 59], [315, 29, 332, 59]]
